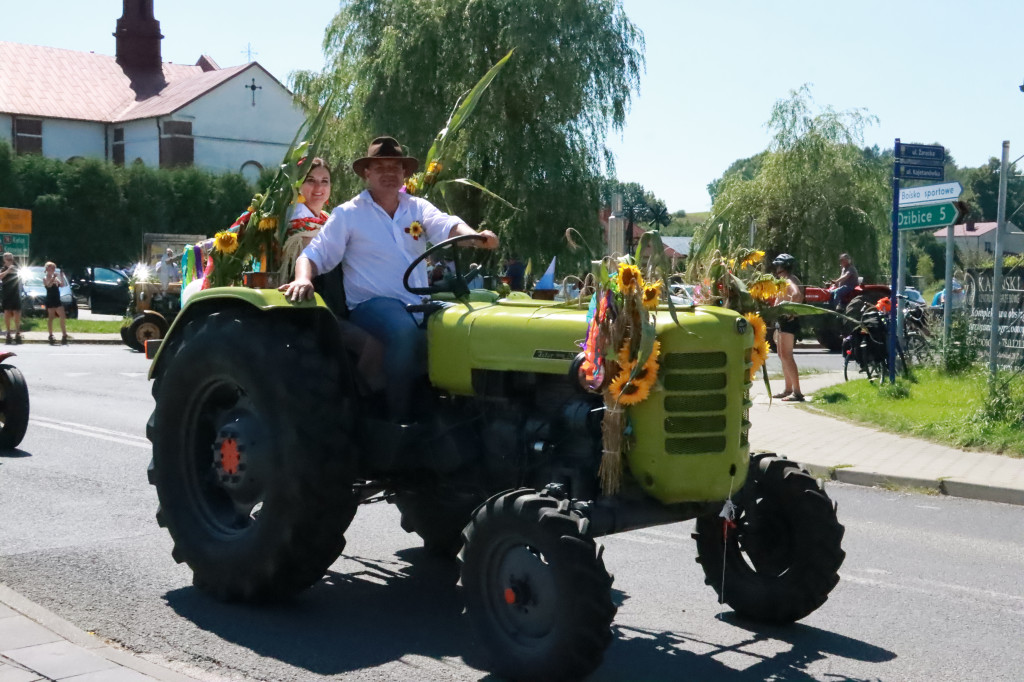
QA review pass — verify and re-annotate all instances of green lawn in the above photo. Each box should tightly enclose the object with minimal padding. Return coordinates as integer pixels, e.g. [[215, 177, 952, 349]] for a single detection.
[[813, 367, 1024, 457], [17, 317, 124, 333]]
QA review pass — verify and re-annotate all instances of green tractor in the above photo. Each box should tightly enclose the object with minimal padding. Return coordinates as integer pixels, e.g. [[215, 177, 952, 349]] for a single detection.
[[146, 236, 845, 681]]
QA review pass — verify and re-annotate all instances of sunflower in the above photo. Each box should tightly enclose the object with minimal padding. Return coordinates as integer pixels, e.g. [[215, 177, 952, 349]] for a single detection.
[[258, 216, 278, 231], [749, 277, 780, 302], [749, 337, 770, 380], [607, 363, 646, 405], [405, 221, 424, 240], [741, 250, 766, 268], [404, 176, 420, 195], [427, 161, 443, 174], [296, 193, 306, 204], [642, 281, 663, 310], [617, 263, 644, 295], [617, 339, 660, 368], [213, 231, 238, 254], [744, 312, 767, 345]]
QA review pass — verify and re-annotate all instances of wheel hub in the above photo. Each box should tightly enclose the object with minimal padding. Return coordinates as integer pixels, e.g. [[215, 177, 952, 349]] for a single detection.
[[496, 545, 557, 637], [212, 415, 269, 505]]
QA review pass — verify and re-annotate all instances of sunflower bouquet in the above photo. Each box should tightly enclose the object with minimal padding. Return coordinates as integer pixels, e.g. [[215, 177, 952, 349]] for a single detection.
[[580, 248, 670, 495], [197, 99, 336, 290]]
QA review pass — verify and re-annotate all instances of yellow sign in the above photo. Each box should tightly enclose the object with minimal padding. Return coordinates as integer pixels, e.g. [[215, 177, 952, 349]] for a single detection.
[[0, 208, 31, 234]]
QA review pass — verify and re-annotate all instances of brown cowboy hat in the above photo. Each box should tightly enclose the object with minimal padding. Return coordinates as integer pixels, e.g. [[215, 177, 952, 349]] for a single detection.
[[352, 136, 419, 177]]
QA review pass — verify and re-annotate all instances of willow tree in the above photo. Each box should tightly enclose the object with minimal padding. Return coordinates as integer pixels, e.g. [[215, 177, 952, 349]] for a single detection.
[[290, 0, 644, 271], [699, 86, 890, 282]]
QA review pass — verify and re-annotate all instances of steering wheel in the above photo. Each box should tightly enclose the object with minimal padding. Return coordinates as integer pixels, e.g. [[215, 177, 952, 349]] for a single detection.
[[403, 233, 487, 297]]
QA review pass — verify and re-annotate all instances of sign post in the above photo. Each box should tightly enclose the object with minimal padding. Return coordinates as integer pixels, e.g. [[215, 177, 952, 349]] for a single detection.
[[897, 202, 961, 230], [0, 208, 32, 263], [891, 140, 946, 383]]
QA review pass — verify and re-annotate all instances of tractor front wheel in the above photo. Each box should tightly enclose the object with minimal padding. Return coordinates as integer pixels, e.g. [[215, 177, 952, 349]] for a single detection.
[[147, 311, 357, 601], [460, 488, 616, 682], [694, 454, 845, 623]]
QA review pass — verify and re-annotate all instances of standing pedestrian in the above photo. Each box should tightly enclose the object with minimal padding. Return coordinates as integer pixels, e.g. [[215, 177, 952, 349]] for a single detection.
[[43, 261, 69, 345], [0, 253, 22, 344], [771, 253, 804, 402]]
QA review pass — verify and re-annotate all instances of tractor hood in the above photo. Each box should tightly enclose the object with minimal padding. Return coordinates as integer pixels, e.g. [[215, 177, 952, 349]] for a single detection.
[[427, 293, 737, 396]]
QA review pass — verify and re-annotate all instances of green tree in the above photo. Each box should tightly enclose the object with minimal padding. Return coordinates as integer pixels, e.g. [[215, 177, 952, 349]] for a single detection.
[[961, 157, 1024, 223], [290, 0, 644, 271], [698, 85, 890, 282]]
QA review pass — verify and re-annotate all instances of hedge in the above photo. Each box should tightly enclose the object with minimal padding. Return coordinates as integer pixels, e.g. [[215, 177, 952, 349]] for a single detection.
[[0, 141, 257, 270]]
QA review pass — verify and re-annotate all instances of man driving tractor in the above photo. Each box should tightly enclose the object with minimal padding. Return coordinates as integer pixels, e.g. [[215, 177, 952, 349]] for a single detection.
[[280, 136, 499, 421]]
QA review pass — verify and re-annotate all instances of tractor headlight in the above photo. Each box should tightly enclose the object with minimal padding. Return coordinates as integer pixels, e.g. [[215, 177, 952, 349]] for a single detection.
[[735, 316, 748, 335]]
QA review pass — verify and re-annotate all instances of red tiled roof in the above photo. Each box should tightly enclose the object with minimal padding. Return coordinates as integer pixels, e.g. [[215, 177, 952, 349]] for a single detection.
[[934, 222, 1002, 238], [0, 41, 258, 123]]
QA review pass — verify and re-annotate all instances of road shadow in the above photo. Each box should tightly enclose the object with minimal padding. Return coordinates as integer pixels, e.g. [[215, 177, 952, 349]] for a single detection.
[[165, 547, 490, 677], [0, 447, 32, 458], [166, 551, 894, 681], [596, 615, 895, 681]]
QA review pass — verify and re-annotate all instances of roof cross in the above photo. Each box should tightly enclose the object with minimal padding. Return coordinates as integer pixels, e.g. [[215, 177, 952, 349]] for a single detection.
[[245, 78, 262, 107]]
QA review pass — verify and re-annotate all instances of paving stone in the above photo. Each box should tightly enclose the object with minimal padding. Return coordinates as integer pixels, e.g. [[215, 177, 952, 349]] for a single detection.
[[3, 641, 116, 680]]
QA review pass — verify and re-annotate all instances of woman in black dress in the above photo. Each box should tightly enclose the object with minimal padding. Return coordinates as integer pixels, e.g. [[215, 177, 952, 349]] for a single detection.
[[0, 252, 21, 344], [43, 261, 68, 344]]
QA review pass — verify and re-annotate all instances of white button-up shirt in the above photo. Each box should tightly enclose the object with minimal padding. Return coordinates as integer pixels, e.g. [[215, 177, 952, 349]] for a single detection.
[[301, 190, 464, 308]]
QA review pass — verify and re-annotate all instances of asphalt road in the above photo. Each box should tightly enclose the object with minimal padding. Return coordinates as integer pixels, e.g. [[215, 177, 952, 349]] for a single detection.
[[1, 346, 1022, 681]]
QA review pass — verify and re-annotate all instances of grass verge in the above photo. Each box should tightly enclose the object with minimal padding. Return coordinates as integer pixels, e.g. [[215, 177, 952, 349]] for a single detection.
[[17, 318, 124, 333], [813, 367, 1024, 457]]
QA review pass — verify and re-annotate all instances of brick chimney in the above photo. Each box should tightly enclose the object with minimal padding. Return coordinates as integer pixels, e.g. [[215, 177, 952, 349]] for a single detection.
[[114, 0, 163, 70]]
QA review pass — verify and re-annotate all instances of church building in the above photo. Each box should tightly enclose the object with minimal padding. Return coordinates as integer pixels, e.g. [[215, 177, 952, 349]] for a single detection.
[[0, 0, 304, 183]]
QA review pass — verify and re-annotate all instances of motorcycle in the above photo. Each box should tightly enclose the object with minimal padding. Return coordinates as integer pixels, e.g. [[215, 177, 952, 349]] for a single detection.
[[0, 351, 29, 449]]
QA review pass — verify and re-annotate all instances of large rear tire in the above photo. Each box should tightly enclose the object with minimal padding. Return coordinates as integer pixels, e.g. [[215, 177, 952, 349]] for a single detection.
[[0, 365, 29, 449], [694, 454, 845, 623], [147, 311, 358, 601], [460, 488, 616, 681]]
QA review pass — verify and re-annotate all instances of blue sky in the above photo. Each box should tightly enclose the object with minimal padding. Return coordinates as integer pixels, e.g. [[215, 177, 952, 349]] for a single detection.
[[6, 0, 1024, 213]]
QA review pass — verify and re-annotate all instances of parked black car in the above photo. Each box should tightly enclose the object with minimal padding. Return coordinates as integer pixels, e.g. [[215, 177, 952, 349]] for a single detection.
[[20, 266, 78, 318], [71, 266, 131, 315]]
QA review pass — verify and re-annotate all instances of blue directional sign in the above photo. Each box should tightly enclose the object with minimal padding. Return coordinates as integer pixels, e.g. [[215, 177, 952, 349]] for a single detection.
[[898, 164, 944, 181], [896, 143, 945, 166]]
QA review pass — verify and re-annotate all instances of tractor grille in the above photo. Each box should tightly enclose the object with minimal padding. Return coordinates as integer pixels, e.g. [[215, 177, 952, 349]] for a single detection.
[[662, 350, 738, 455]]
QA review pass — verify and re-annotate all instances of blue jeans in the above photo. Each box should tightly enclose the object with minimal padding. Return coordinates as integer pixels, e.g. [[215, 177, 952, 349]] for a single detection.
[[349, 297, 426, 421], [831, 284, 854, 307]]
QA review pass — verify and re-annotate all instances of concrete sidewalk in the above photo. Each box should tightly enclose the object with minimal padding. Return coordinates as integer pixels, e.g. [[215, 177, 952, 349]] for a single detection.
[[749, 371, 1024, 506], [0, 585, 209, 681]]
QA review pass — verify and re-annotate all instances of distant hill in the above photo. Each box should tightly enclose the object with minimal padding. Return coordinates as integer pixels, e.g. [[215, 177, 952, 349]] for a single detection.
[[662, 211, 709, 237]]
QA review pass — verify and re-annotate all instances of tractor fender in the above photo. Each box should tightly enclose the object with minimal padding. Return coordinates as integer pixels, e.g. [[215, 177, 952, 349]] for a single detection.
[[148, 287, 345, 382]]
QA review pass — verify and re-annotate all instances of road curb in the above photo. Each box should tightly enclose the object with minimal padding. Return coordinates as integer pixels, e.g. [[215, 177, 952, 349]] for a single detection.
[[799, 462, 1024, 506]]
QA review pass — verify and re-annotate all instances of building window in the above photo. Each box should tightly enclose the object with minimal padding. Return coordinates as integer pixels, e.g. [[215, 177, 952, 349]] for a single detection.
[[159, 120, 194, 168], [985, 241, 993, 254], [239, 160, 263, 185], [12, 117, 42, 155], [112, 128, 125, 166]]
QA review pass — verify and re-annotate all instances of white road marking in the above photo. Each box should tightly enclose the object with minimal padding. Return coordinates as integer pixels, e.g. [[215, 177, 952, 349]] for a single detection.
[[30, 415, 150, 449]]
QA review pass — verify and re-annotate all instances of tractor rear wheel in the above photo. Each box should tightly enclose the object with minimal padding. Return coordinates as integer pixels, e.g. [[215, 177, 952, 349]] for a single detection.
[[147, 311, 358, 601], [693, 454, 845, 623], [460, 488, 616, 682]]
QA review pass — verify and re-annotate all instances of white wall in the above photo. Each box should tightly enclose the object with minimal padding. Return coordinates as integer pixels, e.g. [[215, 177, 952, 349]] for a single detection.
[[177, 65, 305, 175], [115, 118, 160, 167], [42, 118, 106, 160]]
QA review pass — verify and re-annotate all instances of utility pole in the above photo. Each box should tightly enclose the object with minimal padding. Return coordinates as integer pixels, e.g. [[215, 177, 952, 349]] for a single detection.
[[990, 141, 1009, 376]]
